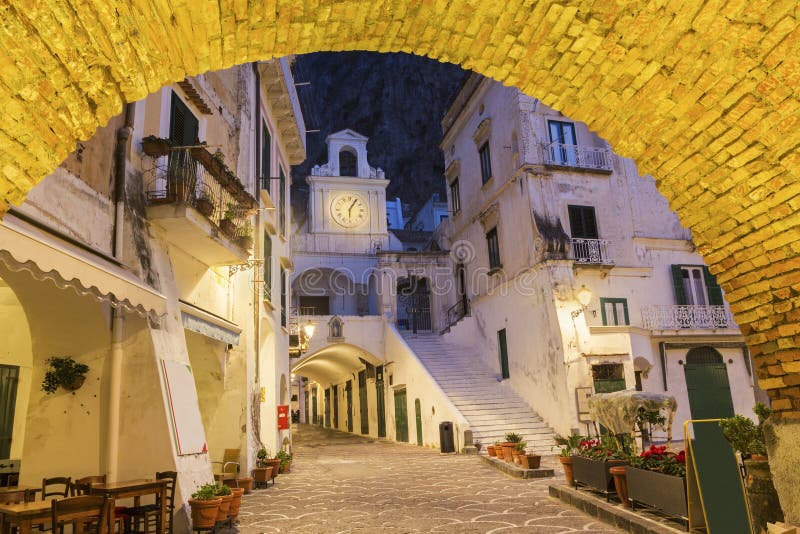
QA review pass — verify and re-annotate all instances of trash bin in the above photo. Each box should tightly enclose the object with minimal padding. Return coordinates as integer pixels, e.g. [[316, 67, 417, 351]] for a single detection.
[[439, 421, 455, 453]]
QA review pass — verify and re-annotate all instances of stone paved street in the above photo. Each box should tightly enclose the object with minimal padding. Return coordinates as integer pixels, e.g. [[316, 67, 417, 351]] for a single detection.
[[238, 425, 621, 533]]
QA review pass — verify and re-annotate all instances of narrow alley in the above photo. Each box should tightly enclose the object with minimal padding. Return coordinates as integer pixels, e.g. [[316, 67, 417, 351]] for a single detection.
[[237, 425, 621, 533]]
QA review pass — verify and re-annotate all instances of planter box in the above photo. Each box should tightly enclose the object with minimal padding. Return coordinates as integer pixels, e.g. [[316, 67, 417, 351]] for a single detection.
[[627, 466, 687, 519], [572, 456, 628, 494]]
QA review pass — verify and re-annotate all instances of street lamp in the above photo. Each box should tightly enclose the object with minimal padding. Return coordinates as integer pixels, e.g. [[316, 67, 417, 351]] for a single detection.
[[571, 285, 593, 318], [302, 320, 316, 340]]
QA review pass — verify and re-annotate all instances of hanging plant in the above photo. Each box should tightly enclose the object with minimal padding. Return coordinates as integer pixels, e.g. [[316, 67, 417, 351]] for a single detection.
[[41, 357, 90, 394]]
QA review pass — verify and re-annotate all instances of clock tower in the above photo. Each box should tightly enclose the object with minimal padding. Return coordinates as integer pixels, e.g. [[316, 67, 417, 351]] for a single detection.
[[304, 129, 390, 254]]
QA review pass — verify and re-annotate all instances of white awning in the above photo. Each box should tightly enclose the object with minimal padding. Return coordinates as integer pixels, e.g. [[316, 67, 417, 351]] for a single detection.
[[180, 300, 241, 345], [0, 214, 166, 318]]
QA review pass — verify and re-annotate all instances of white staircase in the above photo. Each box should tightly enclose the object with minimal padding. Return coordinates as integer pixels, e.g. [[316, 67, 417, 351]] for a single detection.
[[401, 331, 557, 455]]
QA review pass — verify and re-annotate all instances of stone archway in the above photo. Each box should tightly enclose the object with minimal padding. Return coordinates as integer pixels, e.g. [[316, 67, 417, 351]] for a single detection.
[[1, 0, 800, 518]]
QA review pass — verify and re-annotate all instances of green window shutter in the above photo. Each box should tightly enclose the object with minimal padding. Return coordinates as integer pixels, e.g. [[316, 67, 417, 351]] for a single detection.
[[671, 265, 688, 305], [261, 120, 271, 193], [169, 92, 198, 146], [263, 233, 272, 300], [703, 266, 724, 305], [279, 167, 286, 236], [567, 205, 598, 239]]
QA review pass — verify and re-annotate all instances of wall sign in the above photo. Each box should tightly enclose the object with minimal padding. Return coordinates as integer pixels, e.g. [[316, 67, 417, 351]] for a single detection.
[[277, 404, 290, 430]]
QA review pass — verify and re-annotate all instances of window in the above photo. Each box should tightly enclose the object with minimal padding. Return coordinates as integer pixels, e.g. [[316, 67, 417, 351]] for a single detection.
[[479, 142, 492, 184], [339, 149, 357, 176], [592, 363, 626, 393], [439, 214, 448, 224], [299, 296, 330, 315], [260, 119, 271, 193], [169, 92, 199, 146], [567, 205, 598, 239], [263, 233, 272, 300], [486, 227, 501, 270], [600, 297, 629, 326], [670, 265, 723, 306], [279, 166, 286, 236], [449, 178, 461, 214], [280, 267, 287, 327], [548, 120, 577, 165]]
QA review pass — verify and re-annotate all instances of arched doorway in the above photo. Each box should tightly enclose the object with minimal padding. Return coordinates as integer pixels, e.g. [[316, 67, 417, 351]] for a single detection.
[[684, 346, 735, 420]]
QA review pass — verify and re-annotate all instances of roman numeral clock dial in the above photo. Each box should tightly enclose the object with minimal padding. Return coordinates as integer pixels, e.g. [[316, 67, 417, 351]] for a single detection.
[[331, 194, 368, 228]]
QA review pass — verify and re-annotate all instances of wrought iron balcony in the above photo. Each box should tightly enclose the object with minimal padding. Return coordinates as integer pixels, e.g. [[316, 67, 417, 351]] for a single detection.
[[642, 305, 736, 330], [143, 143, 257, 265], [541, 142, 613, 172], [570, 238, 614, 265]]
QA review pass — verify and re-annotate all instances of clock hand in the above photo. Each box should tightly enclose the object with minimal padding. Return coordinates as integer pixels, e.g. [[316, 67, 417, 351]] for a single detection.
[[348, 200, 357, 216]]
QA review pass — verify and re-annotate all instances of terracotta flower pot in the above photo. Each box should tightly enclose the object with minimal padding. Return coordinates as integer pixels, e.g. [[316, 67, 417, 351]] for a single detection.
[[64, 375, 86, 391], [279, 461, 292, 474], [513, 451, 522, 465], [263, 459, 281, 478], [521, 454, 541, 469], [219, 218, 237, 237], [236, 477, 254, 493], [196, 197, 215, 217], [228, 487, 245, 521], [501, 443, 515, 462], [609, 466, 630, 507], [189, 498, 221, 530], [216, 494, 233, 522], [559, 456, 574, 486], [487, 445, 496, 457]]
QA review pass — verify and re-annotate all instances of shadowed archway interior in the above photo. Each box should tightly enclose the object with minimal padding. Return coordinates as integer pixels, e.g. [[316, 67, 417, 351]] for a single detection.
[[0, 1, 798, 420]]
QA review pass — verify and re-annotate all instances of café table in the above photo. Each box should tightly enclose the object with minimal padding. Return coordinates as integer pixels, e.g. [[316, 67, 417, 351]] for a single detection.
[[0, 499, 55, 534], [0, 486, 39, 497], [89, 479, 168, 534]]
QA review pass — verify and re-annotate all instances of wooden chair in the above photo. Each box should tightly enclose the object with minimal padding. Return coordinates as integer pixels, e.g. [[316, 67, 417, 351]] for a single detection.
[[41, 477, 71, 500], [124, 471, 177, 534], [212, 449, 240, 487], [51, 495, 110, 534], [71, 475, 106, 496]]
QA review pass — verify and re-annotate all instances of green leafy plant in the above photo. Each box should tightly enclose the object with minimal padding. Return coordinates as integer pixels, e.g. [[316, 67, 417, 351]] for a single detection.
[[514, 441, 527, 452], [504, 432, 523, 443], [214, 484, 231, 496], [576, 435, 629, 461], [493, 440, 501, 447], [256, 447, 270, 467], [41, 356, 90, 394], [719, 403, 771, 458], [552, 433, 585, 457], [276, 450, 292, 468], [191, 483, 218, 500], [223, 203, 237, 220], [238, 222, 254, 238], [629, 445, 686, 477]]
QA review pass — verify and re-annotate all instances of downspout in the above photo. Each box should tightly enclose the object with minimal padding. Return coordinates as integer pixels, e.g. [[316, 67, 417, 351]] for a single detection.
[[107, 103, 135, 482]]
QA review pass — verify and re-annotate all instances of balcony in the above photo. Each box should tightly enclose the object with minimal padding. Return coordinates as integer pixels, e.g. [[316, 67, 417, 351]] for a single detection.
[[143, 143, 258, 266], [571, 238, 614, 266], [642, 305, 736, 330], [541, 142, 613, 173]]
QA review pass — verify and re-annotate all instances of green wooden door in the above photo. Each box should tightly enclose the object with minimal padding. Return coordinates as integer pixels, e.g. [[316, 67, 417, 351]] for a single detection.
[[414, 399, 423, 446], [312, 388, 318, 424], [498, 329, 510, 379], [685, 364, 735, 419], [358, 370, 369, 435], [333, 385, 339, 429], [324, 388, 331, 427], [346, 381, 353, 432], [394, 389, 409, 443], [376, 366, 386, 438], [0, 366, 19, 459]]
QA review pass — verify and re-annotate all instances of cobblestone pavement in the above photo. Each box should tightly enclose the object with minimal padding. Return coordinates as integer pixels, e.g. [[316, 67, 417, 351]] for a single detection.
[[237, 425, 621, 533]]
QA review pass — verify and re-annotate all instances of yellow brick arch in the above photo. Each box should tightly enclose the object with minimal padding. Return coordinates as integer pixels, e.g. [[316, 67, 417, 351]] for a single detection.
[[0, 1, 799, 416]]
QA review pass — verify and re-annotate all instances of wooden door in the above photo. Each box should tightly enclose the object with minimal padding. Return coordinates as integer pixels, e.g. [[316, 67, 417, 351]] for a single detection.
[[685, 364, 735, 419], [333, 385, 339, 429], [498, 329, 510, 379], [324, 388, 331, 427], [394, 389, 408, 443], [414, 398, 423, 446], [376, 367, 386, 438], [0, 365, 19, 459], [346, 380, 353, 432], [358, 370, 369, 435]]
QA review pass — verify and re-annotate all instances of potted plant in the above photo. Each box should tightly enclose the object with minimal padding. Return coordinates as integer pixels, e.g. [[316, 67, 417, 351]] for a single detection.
[[219, 203, 238, 237], [277, 450, 292, 473], [41, 356, 90, 394], [553, 434, 583, 485], [214, 484, 232, 523], [237, 223, 254, 250], [252, 447, 273, 489], [228, 485, 245, 522], [474, 440, 482, 453], [188, 483, 221, 530], [626, 445, 686, 516], [520, 447, 542, 470], [236, 476, 254, 493], [720, 403, 784, 530], [195, 191, 215, 217], [502, 432, 522, 463], [141, 135, 172, 157], [513, 441, 526, 465], [571, 435, 629, 494]]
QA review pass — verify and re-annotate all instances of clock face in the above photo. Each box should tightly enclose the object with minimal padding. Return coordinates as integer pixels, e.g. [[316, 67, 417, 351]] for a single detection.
[[331, 193, 368, 228]]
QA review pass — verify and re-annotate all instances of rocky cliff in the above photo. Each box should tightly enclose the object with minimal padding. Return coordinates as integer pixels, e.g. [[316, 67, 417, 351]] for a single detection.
[[290, 52, 467, 225]]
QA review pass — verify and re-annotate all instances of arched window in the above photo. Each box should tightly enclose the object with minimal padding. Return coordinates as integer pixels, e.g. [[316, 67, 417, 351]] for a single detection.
[[339, 149, 357, 176], [685, 346, 723, 364]]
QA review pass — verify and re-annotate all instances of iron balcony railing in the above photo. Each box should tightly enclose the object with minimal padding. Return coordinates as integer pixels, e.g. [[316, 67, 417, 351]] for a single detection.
[[143, 145, 257, 249], [440, 298, 469, 334], [541, 142, 613, 172], [571, 238, 614, 264], [642, 305, 735, 330]]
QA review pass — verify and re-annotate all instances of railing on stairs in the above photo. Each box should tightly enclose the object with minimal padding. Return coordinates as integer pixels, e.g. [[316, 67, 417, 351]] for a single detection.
[[440, 298, 470, 334]]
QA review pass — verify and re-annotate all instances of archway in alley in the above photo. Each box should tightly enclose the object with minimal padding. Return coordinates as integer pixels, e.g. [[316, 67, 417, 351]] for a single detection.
[[0, 1, 798, 443]]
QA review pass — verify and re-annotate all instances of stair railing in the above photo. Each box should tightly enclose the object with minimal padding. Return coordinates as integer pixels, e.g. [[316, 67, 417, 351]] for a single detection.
[[440, 298, 470, 334]]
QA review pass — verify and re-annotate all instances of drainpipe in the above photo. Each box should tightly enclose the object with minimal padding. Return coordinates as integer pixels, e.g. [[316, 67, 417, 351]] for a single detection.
[[107, 103, 135, 482]]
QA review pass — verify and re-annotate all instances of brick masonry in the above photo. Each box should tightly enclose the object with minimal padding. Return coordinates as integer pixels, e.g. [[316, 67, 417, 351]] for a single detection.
[[0, 1, 798, 415]]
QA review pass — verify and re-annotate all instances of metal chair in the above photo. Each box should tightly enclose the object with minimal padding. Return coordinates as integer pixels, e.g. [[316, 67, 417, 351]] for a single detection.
[[124, 471, 177, 534], [41, 477, 71, 500], [212, 449, 240, 487], [51, 495, 110, 534]]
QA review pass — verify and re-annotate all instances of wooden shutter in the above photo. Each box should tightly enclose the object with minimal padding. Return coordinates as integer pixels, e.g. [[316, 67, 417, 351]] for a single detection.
[[263, 233, 272, 300], [169, 92, 198, 146], [261, 121, 271, 192], [703, 266, 724, 305], [568, 205, 598, 239], [671, 265, 688, 305]]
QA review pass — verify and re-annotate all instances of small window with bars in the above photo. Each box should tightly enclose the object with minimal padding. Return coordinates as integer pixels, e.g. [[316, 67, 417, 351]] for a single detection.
[[479, 142, 492, 184], [450, 178, 461, 214]]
